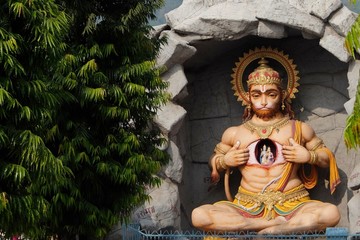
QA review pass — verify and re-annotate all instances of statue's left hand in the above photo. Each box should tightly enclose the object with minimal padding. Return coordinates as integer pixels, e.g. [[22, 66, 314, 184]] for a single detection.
[[282, 138, 310, 163]]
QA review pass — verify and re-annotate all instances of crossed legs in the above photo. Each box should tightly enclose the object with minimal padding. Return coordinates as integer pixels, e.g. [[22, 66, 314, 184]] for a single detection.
[[191, 201, 340, 234], [258, 201, 340, 234]]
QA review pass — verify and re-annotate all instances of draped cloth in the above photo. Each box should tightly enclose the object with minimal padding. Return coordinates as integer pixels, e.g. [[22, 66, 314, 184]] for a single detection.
[[216, 184, 313, 220], [276, 120, 340, 194], [295, 120, 341, 194]]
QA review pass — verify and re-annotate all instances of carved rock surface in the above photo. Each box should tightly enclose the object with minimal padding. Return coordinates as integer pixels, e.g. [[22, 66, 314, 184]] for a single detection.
[[348, 163, 360, 190], [348, 192, 360, 234], [131, 178, 180, 231], [129, 0, 360, 233]]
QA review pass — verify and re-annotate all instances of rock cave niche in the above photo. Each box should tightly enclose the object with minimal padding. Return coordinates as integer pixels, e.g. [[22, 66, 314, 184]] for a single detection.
[[179, 35, 351, 230]]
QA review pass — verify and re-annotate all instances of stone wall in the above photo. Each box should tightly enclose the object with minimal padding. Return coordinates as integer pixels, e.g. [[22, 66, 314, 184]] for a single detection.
[[110, 0, 360, 237], [180, 36, 354, 230]]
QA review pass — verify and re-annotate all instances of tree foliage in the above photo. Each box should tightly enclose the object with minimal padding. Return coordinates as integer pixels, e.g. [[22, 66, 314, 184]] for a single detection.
[[344, 1, 360, 149], [0, 0, 169, 238]]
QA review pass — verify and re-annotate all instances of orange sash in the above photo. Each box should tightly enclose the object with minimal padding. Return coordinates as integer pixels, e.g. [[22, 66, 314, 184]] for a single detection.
[[277, 120, 340, 194]]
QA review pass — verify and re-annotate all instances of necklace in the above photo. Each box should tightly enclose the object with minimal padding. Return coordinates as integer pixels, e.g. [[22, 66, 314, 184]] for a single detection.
[[244, 116, 290, 139]]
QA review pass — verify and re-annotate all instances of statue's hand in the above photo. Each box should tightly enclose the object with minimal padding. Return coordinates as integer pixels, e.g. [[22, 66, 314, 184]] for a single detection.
[[224, 141, 249, 167], [210, 157, 220, 184], [282, 138, 310, 163]]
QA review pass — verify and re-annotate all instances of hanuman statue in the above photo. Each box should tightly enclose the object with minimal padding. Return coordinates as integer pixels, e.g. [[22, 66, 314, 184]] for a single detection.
[[191, 47, 341, 235]]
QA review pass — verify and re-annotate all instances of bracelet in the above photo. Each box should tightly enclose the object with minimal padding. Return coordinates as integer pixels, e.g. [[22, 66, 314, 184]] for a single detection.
[[216, 155, 228, 170], [308, 150, 318, 165]]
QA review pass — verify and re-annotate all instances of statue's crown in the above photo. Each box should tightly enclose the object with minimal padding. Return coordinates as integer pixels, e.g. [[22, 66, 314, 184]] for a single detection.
[[247, 58, 282, 87]]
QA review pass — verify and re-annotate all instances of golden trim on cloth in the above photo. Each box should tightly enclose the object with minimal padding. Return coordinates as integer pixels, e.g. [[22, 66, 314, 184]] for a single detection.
[[216, 184, 313, 220], [235, 184, 309, 212]]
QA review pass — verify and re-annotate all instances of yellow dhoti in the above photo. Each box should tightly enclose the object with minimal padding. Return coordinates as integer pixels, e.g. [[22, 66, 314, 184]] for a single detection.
[[215, 184, 315, 220]]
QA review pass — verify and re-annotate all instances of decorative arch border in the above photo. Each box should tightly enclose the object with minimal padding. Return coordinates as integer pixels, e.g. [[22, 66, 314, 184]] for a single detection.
[[231, 46, 300, 106]]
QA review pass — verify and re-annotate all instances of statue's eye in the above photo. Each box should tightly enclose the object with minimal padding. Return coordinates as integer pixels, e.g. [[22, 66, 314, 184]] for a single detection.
[[269, 93, 277, 98]]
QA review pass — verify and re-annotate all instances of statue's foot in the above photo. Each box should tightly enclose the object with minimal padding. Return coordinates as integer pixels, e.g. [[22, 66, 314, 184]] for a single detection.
[[258, 216, 287, 235]]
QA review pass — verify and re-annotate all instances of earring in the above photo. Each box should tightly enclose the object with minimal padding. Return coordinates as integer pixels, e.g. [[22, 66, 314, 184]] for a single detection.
[[281, 91, 287, 111]]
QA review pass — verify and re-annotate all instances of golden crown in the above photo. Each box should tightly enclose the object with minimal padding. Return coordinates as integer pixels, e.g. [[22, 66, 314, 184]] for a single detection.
[[247, 58, 282, 87]]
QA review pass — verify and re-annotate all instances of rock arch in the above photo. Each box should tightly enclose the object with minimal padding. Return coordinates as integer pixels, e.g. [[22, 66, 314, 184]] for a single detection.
[[131, 0, 360, 234]]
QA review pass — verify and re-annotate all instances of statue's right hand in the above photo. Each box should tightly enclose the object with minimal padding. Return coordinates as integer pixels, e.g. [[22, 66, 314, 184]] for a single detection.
[[210, 157, 220, 184], [224, 141, 249, 167]]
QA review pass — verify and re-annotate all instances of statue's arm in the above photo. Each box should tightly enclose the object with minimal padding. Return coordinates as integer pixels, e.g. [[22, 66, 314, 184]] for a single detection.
[[209, 127, 235, 172], [302, 122, 331, 168], [208, 128, 235, 184]]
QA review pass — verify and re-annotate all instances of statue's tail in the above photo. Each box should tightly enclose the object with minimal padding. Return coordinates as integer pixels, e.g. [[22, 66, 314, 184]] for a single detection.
[[224, 168, 233, 201]]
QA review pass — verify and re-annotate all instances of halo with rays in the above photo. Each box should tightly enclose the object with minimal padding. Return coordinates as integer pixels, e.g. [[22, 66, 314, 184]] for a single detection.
[[231, 46, 300, 106]]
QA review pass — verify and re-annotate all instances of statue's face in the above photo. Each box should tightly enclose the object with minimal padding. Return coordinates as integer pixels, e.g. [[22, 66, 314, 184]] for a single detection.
[[249, 84, 282, 119]]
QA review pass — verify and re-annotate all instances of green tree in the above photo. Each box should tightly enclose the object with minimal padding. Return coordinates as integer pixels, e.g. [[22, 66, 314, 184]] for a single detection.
[[0, 0, 72, 237], [344, 0, 360, 149], [0, 0, 169, 239]]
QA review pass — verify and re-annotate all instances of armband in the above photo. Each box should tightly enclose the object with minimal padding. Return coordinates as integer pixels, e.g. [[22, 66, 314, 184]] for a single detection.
[[311, 138, 325, 151], [214, 143, 227, 155]]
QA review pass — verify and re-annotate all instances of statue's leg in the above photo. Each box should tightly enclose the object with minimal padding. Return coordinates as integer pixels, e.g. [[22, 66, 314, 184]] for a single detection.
[[191, 203, 286, 232], [257, 202, 340, 235]]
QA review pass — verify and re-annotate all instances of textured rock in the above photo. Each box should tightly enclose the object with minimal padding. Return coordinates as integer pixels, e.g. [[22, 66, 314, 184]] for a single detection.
[[298, 85, 348, 117], [166, 0, 229, 29], [307, 115, 336, 134], [319, 25, 351, 63], [133, 0, 360, 233], [329, 6, 358, 37], [258, 20, 287, 39], [288, 0, 313, 13], [348, 163, 360, 190], [347, 60, 360, 99], [131, 178, 180, 231], [162, 64, 188, 101], [344, 98, 356, 115], [348, 192, 360, 234], [163, 141, 183, 183], [165, 0, 208, 28], [309, 0, 342, 20], [156, 31, 196, 71], [154, 101, 187, 135], [172, 2, 258, 40], [256, 0, 325, 36], [345, 60, 360, 114]]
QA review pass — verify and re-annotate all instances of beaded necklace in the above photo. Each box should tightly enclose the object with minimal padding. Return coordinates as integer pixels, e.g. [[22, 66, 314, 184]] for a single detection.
[[244, 116, 290, 139]]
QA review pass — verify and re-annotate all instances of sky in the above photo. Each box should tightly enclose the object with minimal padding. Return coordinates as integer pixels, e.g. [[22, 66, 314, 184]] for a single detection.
[[149, 0, 182, 26], [151, 0, 360, 26], [342, 0, 360, 12]]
